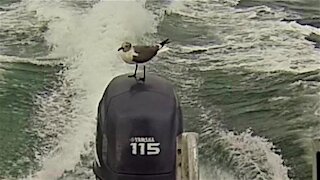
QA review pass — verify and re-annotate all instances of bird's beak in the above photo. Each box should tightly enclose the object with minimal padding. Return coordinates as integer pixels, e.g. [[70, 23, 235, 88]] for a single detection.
[[118, 47, 124, 51]]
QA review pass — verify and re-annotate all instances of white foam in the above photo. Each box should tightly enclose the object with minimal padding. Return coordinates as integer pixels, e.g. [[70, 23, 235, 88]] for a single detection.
[[198, 108, 290, 180], [200, 165, 237, 180], [268, 96, 291, 102], [220, 129, 290, 180], [0, 54, 63, 66], [178, 44, 228, 53], [23, 0, 157, 179]]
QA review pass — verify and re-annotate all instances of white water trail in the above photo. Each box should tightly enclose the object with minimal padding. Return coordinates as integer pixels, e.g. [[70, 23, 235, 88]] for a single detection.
[[220, 129, 290, 180], [23, 1, 157, 179], [199, 108, 290, 180]]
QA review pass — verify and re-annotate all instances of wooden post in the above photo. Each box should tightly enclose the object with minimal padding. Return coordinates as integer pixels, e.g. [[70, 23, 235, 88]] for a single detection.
[[176, 132, 199, 180], [313, 138, 320, 180]]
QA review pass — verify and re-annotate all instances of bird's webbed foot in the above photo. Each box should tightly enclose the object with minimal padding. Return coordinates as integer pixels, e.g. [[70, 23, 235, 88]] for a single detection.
[[128, 74, 136, 78]]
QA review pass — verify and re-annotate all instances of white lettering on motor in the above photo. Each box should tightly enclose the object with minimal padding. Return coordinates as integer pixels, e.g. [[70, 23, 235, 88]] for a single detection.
[[130, 137, 160, 156]]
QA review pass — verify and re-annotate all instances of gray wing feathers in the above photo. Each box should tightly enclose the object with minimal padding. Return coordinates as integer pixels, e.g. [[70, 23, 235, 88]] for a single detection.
[[132, 46, 159, 63]]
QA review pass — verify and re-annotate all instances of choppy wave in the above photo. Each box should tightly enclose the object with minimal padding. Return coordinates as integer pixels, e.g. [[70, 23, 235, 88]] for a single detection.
[[156, 55, 291, 180], [165, 0, 320, 73], [0, 55, 63, 66]]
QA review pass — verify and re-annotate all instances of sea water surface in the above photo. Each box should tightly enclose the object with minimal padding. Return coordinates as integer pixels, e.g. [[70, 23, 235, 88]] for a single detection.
[[0, 0, 319, 179]]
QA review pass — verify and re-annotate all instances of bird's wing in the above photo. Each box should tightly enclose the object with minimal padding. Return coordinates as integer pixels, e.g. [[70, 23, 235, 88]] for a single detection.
[[132, 46, 159, 63]]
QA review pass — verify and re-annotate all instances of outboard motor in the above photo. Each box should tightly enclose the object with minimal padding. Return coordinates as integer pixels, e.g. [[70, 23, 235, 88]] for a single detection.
[[93, 74, 184, 180]]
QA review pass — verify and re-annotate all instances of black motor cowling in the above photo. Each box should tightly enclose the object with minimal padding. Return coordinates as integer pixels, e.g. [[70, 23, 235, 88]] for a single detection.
[[93, 74, 183, 180]]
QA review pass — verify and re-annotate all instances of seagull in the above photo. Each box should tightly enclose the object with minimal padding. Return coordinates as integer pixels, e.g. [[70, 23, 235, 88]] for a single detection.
[[117, 38, 170, 81]]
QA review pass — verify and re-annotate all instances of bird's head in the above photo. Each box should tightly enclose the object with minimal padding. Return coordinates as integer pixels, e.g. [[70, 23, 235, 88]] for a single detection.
[[118, 42, 132, 52]]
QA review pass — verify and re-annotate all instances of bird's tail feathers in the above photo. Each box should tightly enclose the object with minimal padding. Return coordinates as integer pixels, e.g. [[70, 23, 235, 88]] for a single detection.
[[158, 38, 170, 48]]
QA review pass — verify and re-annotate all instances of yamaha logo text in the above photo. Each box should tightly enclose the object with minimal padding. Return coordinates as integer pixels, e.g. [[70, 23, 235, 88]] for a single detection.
[[129, 136, 161, 156]]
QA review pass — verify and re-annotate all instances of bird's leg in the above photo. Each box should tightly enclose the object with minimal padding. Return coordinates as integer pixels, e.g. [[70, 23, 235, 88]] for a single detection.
[[139, 65, 146, 82], [143, 65, 145, 80], [128, 64, 138, 78]]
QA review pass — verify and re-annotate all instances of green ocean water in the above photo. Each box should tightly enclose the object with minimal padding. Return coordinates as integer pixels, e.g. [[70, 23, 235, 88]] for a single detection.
[[0, 0, 319, 179]]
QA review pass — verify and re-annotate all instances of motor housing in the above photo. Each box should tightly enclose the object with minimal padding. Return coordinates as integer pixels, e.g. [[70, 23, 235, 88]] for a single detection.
[[93, 74, 183, 180]]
